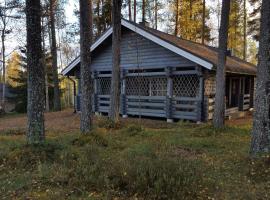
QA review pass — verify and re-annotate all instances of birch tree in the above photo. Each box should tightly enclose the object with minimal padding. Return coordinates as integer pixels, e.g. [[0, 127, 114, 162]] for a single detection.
[[213, 0, 230, 128]]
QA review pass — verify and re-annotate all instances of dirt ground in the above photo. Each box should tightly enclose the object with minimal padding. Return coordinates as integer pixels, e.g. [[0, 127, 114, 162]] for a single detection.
[[0, 109, 253, 132]]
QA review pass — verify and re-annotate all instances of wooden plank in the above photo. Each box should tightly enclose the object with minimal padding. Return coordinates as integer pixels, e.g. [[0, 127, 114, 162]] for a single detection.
[[172, 97, 199, 101], [127, 108, 166, 114], [98, 95, 110, 98], [173, 111, 197, 117], [172, 104, 196, 109], [127, 95, 166, 100], [172, 70, 199, 76], [127, 101, 165, 107], [98, 100, 110, 104], [126, 71, 166, 77], [127, 111, 166, 117]]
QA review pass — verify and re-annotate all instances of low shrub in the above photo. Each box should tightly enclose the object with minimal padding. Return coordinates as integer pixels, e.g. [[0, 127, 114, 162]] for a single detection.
[[121, 125, 144, 137], [5, 142, 63, 170], [96, 117, 122, 130], [72, 131, 108, 147]]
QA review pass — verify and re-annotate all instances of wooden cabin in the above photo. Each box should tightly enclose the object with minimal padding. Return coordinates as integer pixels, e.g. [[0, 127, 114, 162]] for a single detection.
[[62, 19, 256, 122]]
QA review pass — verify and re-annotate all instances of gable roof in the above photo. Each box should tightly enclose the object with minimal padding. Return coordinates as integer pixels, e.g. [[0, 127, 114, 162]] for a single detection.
[[62, 19, 256, 76]]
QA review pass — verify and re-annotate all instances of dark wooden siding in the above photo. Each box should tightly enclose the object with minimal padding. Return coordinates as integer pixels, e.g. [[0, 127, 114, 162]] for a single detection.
[[91, 29, 196, 70]]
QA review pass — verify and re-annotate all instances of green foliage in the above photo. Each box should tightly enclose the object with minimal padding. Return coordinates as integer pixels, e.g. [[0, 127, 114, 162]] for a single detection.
[[96, 116, 122, 130], [1, 119, 270, 199], [121, 124, 144, 136]]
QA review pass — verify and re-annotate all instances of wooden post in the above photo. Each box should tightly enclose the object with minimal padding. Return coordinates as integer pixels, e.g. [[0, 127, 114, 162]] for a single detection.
[[166, 67, 173, 123], [93, 71, 99, 115], [197, 66, 204, 122], [121, 69, 128, 118]]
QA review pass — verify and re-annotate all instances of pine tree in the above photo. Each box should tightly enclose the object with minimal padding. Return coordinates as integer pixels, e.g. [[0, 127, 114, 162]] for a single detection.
[[26, 0, 45, 143], [6, 52, 27, 113], [250, 0, 270, 155], [213, 0, 231, 128], [109, 0, 122, 122], [79, 0, 93, 133]]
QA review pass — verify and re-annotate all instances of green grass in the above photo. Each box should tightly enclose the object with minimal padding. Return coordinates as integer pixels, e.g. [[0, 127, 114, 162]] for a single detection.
[[0, 119, 269, 199]]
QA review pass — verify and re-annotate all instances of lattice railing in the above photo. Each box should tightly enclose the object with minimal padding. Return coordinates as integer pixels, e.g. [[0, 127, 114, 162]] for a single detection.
[[126, 76, 167, 96], [173, 75, 200, 97], [97, 77, 111, 95]]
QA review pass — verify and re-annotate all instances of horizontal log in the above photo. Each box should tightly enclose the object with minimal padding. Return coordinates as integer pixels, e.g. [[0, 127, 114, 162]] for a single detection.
[[127, 102, 165, 107], [127, 108, 166, 114], [127, 95, 166, 100], [172, 104, 196, 109], [127, 111, 166, 118]]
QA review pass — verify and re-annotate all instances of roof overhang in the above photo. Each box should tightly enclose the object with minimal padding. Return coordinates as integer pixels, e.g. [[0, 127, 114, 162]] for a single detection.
[[62, 19, 213, 76]]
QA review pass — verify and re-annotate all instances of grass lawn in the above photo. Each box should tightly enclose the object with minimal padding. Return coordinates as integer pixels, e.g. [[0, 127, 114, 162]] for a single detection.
[[0, 110, 269, 199]]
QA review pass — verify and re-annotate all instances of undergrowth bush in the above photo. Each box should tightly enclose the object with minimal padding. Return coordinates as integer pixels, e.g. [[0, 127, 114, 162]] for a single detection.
[[96, 117, 122, 130], [72, 131, 108, 147], [121, 125, 144, 137], [55, 141, 210, 199], [4, 142, 63, 169]]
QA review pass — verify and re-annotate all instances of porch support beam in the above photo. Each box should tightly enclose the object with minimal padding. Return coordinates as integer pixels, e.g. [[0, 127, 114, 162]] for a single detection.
[[166, 67, 173, 123], [197, 66, 204, 122], [93, 71, 99, 114], [121, 69, 128, 118]]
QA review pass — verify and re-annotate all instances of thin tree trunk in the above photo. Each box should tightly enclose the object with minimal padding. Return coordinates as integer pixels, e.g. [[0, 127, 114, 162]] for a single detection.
[[134, 0, 136, 22], [128, 0, 132, 20], [250, 0, 270, 155], [213, 0, 231, 128], [45, 73, 50, 112], [50, 0, 61, 111], [79, 0, 93, 133], [154, 0, 158, 29], [26, 0, 45, 143], [202, 0, 206, 44], [41, 17, 50, 112], [243, 0, 247, 60], [174, 0, 179, 36], [1, 29, 6, 111], [142, 0, 145, 22], [97, 0, 101, 36], [109, 0, 122, 122]]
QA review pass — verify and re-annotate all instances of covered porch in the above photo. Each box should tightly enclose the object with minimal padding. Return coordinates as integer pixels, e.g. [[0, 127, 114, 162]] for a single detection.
[[205, 73, 255, 120]]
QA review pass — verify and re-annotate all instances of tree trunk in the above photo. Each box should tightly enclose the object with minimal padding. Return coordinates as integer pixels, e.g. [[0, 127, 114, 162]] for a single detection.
[[109, 0, 122, 122], [213, 0, 231, 128], [128, 0, 132, 21], [250, 0, 270, 155], [79, 0, 93, 133], [49, 0, 61, 111], [175, 0, 179, 36], [1, 30, 6, 111], [154, 0, 158, 29], [134, 0, 136, 22], [26, 0, 45, 144], [142, 0, 145, 22], [42, 19, 50, 112], [243, 0, 247, 60], [202, 0, 206, 44]]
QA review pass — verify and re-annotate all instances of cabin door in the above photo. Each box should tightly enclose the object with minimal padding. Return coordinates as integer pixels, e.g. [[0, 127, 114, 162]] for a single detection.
[[229, 78, 240, 108]]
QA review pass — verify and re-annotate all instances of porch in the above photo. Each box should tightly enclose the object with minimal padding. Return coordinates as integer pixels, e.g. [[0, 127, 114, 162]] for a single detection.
[[205, 74, 254, 120], [76, 66, 205, 122]]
